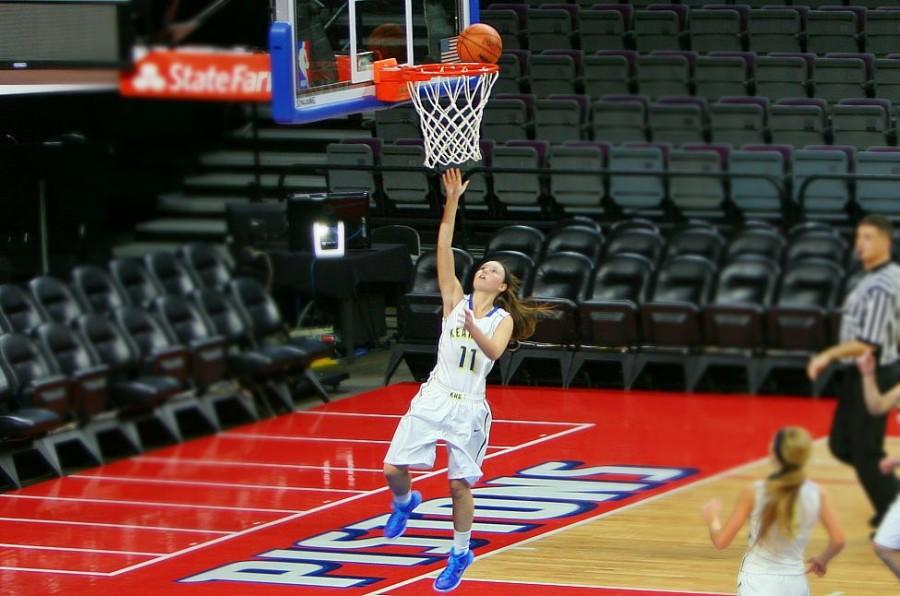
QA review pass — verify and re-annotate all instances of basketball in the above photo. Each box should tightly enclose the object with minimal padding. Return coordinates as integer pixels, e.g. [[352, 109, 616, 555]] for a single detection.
[[456, 23, 503, 64]]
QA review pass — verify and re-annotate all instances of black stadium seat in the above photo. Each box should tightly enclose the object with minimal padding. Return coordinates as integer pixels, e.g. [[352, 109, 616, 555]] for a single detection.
[[71, 265, 130, 315], [110, 257, 164, 309], [179, 242, 235, 289], [505, 251, 593, 387], [570, 253, 654, 388], [633, 255, 717, 390], [485, 225, 545, 262], [696, 255, 781, 393], [385, 248, 474, 385], [0, 283, 48, 334], [145, 251, 199, 296], [28, 276, 86, 326]]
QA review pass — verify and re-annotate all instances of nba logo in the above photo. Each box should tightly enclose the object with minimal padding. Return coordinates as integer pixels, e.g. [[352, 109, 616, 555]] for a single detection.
[[297, 40, 311, 89]]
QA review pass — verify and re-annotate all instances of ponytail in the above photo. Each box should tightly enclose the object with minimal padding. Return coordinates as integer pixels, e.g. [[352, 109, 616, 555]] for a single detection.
[[758, 427, 812, 542], [492, 262, 555, 343]]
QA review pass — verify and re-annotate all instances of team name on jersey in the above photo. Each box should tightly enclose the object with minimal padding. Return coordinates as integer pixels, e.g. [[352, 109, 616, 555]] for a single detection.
[[449, 327, 472, 339]]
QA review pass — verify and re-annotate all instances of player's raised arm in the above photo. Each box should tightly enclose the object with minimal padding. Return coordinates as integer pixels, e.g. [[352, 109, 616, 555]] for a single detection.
[[437, 168, 468, 317]]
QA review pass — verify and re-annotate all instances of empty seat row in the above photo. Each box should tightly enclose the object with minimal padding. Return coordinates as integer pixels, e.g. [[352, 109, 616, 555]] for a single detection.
[[480, 93, 900, 149], [328, 138, 900, 222], [0, 243, 333, 489], [486, 219, 856, 271], [495, 50, 900, 105], [389, 233, 861, 393], [484, 3, 900, 55]]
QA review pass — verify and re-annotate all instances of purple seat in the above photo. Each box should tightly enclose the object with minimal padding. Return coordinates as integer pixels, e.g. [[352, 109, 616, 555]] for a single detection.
[[805, 144, 857, 169], [591, 3, 633, 26], [490, 3, 528, 29], [505, 139, 550, 164], [743, 144, 794, 168], [709, 51, 756, 76], [495, 93, 537, 120], [624, 142, 672, 164], [595, 49, 638, 73], [543, 49, 584, 75], [562, 140, 611, 164], [549, 94, 590, 120], [649, 4, 687, 29], [682, 143, 731, 168], [341, 138, 382, 161], [505, 48, 530, 73], [600, 93, 650, 109]]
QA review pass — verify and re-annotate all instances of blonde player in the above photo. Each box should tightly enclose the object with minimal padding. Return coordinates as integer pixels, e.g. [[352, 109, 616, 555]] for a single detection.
[[381, 168, 548, 592], [857, 350, 900, 577], [701, 427, 845, 595]]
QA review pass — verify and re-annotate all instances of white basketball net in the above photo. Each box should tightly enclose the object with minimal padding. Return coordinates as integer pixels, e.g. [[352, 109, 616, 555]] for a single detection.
[[405, 65, 499, 169]]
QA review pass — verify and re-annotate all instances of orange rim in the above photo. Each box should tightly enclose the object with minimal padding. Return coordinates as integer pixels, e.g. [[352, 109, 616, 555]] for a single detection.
[[398, 62, 499, 81]]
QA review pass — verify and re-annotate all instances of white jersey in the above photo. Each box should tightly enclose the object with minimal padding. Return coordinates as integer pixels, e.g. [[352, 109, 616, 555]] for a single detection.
[[428, 295, 510, 397], [741, 479, 821, 576]]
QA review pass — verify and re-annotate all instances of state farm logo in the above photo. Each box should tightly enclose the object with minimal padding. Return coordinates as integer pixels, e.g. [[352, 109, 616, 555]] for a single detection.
[[132, 63, 166, 92], [121, 50, 272, 101]]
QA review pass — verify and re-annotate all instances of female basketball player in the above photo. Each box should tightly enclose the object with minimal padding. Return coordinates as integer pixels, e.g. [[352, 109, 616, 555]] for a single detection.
[[701, 426, 845, 595], [382, 168, 547, 593], [857, 350, 900, 578]]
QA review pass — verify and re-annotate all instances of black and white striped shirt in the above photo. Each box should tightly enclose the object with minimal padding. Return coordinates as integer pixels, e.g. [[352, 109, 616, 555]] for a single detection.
[[839, 261, 900, 366]]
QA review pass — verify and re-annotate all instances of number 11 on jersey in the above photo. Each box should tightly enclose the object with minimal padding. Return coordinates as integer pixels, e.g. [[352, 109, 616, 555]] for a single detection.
[[458, 346, 477, 371]]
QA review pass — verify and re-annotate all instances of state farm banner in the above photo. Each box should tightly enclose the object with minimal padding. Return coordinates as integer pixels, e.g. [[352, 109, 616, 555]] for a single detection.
[[120, 47, 271, 101]]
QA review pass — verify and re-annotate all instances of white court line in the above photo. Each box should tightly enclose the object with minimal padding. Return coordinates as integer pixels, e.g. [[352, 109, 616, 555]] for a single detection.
[[0, 493, 302, 514], [69, 474, 366, 494], [446, 577, 731, 595], [0, 543, 165, 557], [365, 439, 795, 596], [221, 432, 392, 444], [106, 421, 595, 577], [0, 566, 110, 576], [134, 456, 420, 474], [0, 516, 231, 535], [219, 432, 513, 450], [291, 410, 590, 426]]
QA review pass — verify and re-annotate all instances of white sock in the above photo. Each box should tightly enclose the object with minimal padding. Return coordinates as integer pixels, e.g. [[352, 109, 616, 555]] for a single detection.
[[393, 491, 412, 507], [453, 530, 471, 554]]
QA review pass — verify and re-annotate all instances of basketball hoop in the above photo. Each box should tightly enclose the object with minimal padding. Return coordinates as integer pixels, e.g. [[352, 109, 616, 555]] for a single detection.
[[374, 62, 499, 169]]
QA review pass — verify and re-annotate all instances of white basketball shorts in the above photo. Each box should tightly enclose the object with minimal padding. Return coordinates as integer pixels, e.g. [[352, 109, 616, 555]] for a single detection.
[[737, 572, 808, 596], [874, 494, 900, 550], [384, 380, 492, 486]]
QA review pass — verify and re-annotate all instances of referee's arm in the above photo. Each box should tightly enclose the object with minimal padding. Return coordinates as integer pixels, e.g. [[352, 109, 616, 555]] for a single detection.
[[857, 351, 900, 415], [807, 340, 873, 380], [808, 288, 892, 380]]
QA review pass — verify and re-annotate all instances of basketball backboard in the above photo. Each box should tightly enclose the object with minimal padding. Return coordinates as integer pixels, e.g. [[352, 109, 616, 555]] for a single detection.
[[269, 0, 479, 124]]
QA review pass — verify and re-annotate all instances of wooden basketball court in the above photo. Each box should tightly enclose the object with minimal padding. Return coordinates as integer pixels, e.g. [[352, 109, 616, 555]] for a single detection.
[[0, 384, 897, 595]]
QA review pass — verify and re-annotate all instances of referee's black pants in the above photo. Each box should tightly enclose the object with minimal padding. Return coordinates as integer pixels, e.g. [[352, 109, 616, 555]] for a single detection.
[[829, 364, 899, 523]]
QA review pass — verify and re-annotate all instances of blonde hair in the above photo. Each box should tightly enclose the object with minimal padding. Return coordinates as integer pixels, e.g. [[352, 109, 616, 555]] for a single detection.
[[758, 426, 813, 542]]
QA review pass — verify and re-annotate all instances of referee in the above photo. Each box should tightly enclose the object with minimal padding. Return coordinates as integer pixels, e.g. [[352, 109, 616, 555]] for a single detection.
[[808, 215, 900, 529]]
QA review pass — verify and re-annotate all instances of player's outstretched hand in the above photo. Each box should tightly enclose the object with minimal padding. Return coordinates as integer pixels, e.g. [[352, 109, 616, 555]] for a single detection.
[[701, 499, 721, 525], [805, 555, 828, 577], [441, 168, 469, 204], [459, 307, 476, 334]]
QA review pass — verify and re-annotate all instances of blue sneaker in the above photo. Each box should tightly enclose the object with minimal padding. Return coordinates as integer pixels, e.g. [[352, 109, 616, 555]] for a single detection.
[[433, 548, 474, 592], [384, 490, 422, 539]]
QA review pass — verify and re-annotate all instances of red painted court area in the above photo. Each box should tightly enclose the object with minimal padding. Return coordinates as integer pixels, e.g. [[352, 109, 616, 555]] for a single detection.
[[0, 384, 864, 595]]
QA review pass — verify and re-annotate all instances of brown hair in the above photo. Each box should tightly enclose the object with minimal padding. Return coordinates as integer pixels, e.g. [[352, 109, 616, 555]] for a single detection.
[[490, 260, 554, 342], [859, 215, 893, 240], [758, 426, 812, 543]]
